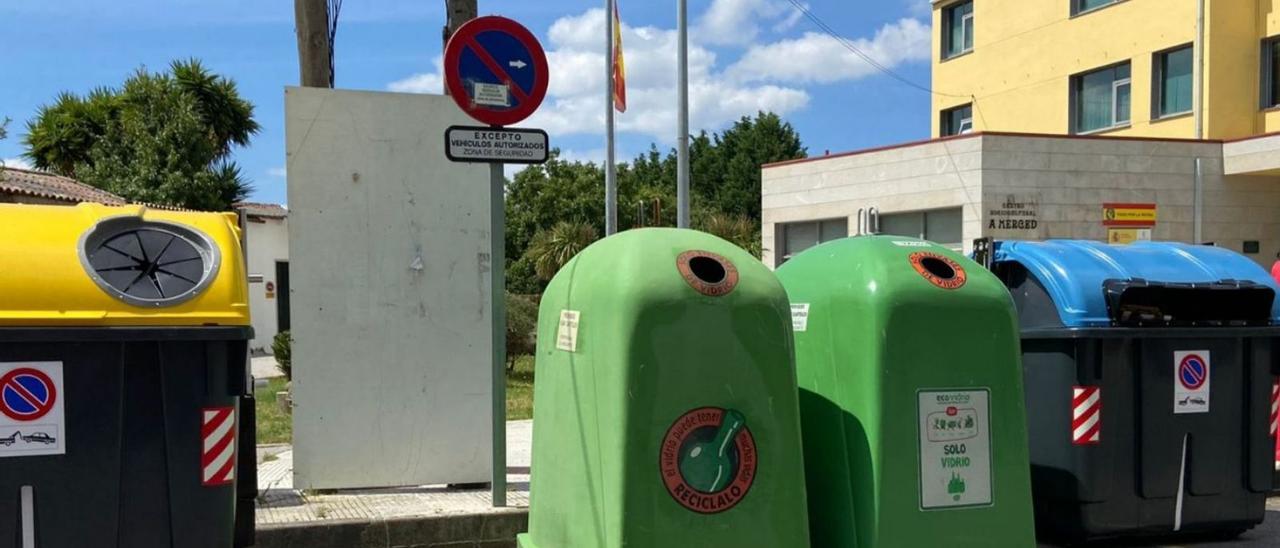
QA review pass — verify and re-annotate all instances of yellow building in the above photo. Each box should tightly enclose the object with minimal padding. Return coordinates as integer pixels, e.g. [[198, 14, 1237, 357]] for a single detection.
[[759, 0, 1280, 269], [931, 0, 1280, 140]]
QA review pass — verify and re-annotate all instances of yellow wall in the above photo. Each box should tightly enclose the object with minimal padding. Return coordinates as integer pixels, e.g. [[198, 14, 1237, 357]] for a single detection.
[[1207, 0, 1261, 139], [932, 0, 1277, 140]]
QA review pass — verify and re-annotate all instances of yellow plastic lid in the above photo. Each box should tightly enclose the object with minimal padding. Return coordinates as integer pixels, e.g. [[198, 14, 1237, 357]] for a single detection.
[[0, 203, 250, 327]]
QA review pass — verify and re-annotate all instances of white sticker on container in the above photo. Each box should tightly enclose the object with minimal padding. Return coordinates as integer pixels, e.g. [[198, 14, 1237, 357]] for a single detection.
[[791, 303, 810, 332], [918, 389, 992, 510], [892, 241, 932, 247], [0, 362, 66, 458], [1173, 351, 1210, 414], [556, 310, 581, 352]]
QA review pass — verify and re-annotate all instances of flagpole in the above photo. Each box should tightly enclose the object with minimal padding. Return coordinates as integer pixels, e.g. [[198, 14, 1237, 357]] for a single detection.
[[676, 0, 690, 229], [604, 0, 618, 235]]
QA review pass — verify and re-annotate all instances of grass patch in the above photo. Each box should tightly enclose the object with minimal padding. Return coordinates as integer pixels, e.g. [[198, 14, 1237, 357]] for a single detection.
[[253, 357, 536, 447], [255, 377, 292, 445], [507, 355, 535, 421]]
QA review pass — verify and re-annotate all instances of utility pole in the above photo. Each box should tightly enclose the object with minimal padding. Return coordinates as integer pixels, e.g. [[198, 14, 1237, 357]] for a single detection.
[[444, 1, 478, 95], [294, 0, 333, 87]]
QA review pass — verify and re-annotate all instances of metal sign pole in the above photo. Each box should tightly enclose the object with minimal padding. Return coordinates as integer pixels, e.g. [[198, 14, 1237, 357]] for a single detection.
[[676, 0, 690, 228], [490, 161, 508, 507], [442, 17, 547, 508]]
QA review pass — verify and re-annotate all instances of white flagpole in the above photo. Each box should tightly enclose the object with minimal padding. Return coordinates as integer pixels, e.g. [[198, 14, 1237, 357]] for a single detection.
[[676, 0, 690, 228], [604, 0, 618, 235]]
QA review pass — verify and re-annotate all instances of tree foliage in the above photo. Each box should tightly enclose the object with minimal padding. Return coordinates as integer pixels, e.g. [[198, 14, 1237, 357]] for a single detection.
[[505, 293, 539, 369], [697, 212, 762, 257], [505, 111, 805, 292], [525, 221, 600, 281], [23, 59, 259, 210]]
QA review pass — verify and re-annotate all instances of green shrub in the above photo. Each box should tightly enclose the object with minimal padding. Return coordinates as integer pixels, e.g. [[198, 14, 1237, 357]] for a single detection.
[[272, 330, 292, 380], [507, 293, 539, 370]]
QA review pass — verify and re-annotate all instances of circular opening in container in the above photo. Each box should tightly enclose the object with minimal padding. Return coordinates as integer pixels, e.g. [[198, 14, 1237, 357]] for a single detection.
[[79, 217, 220, 307], [676, 250, 740, 297], [688, 256, 727, 284], [919, 257, 956, 280], [908, 251, 967, 290]]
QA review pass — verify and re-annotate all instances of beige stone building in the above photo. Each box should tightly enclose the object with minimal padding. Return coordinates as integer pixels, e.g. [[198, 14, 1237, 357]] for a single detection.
[[761, 131, 1280, 268]]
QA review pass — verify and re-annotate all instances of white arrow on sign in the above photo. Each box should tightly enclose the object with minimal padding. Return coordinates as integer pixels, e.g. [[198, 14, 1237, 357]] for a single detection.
[[508, 60, 528, 69]]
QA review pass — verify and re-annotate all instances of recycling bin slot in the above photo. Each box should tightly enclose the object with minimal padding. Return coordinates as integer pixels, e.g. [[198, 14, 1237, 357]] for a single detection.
[[517, 228, 810, 548], [0, 203, 253, 548], [687, 255, 726, 283], [1104, 280, 1275, 327], [778, 236, 1037, 548], [993, 239, 1280, 543]]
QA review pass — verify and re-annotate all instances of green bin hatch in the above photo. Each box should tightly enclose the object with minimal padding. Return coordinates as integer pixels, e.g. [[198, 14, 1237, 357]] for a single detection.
[[777, 236, 1036, 548], [518, 228, 811, 548]]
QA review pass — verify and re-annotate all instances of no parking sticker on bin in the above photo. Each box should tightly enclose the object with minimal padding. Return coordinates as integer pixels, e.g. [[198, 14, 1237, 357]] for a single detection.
[[1174, 351, 1210, 414], [0, 362, 66, 458]]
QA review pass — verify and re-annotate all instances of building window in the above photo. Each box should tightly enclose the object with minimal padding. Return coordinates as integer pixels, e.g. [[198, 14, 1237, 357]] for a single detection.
[[1073, 0, 1119, 16], [942, 1, 973, 59], [1264, 37, 1280, 109], [942, 104, 973, 136], [1072, 63, 1131, 134], [878, 208, 963, 249], [1153, 45, 1193, 118], [778, 218, 847, 265]]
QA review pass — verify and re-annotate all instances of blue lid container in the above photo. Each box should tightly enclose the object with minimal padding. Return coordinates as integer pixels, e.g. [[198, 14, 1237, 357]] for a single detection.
[[993, 240, 1280, 328]]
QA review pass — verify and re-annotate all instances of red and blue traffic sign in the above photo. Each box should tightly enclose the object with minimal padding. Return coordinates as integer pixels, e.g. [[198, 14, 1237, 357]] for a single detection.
[[1178, 353, 1208, 390], [0, 367, 57, 422], [444, 16, 549, 127]]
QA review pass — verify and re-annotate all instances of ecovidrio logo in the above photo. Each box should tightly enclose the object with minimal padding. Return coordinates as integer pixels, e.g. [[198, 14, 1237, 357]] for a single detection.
[[659, 407, 757, 514]]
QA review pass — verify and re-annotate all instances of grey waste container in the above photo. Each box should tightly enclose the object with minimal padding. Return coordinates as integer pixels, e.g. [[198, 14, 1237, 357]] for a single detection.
[[990, 239, 1280, 543], [0, 204, 255, 548]]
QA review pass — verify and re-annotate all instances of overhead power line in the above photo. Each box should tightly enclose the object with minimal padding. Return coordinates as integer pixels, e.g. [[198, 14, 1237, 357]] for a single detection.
[[782, 0, 970, 99]]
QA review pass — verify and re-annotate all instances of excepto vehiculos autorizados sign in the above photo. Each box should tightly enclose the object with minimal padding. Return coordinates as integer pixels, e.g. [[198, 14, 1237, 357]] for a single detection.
[[445, 126, 549, 164]]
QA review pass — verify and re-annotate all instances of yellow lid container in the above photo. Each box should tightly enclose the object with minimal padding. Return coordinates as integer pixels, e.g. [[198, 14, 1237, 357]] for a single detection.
[[0, 203, 250, 327]]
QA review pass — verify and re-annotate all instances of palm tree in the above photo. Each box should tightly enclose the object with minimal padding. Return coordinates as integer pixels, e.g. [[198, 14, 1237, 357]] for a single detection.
[[525, 221, 599, 281]]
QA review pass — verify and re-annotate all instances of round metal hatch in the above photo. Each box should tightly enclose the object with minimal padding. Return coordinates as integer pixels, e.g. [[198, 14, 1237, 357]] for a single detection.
[[79, 218, 221, 307]]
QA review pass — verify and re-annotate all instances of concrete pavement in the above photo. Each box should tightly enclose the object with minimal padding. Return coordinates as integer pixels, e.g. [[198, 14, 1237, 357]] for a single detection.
[[254, 420, 531, 547], [255, 420, 1280, 548], [251, 355, 284, 381]]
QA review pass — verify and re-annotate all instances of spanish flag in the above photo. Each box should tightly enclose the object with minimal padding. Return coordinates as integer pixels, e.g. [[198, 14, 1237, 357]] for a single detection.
[[612, 3, 627, 113]]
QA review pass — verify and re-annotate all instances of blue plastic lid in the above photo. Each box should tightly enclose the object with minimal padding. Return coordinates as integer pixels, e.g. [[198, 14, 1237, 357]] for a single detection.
[[993, 240, 1280, 327]]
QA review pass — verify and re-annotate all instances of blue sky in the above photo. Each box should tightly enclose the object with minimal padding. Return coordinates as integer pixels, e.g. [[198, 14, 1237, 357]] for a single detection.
[[0, 0, 935, 206]]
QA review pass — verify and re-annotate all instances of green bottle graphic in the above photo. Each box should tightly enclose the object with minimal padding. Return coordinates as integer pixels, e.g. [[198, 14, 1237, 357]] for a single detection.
[[948, 472, 966, 501], [679, 409, 746, 493]]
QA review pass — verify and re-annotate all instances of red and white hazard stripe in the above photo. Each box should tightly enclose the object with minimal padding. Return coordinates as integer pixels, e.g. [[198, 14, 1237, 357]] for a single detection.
[[1270, 380, 1278, 438], [1072, 386, 1101, 445], [201, 407, 236, 486]]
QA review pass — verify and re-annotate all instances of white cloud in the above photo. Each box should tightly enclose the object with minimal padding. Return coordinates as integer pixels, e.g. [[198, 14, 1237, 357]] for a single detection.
[[727, 19, 931, 84], [266, 166, 287, 178], [387, 56, 444, 94], [559, 148, 607, 165], [527, 8, 810, 141], [1, 157, 32, 170], [772, 3, 808, 33], [697, 0, 791, 46], [387, 7, 928, 144]]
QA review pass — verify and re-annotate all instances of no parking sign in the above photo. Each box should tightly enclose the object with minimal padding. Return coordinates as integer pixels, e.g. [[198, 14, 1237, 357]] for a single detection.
[[1173, 351, 1210, 414], [442, 15, 552, 165], [0, 362, 66, 457], [444, 15, 549, 127]]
